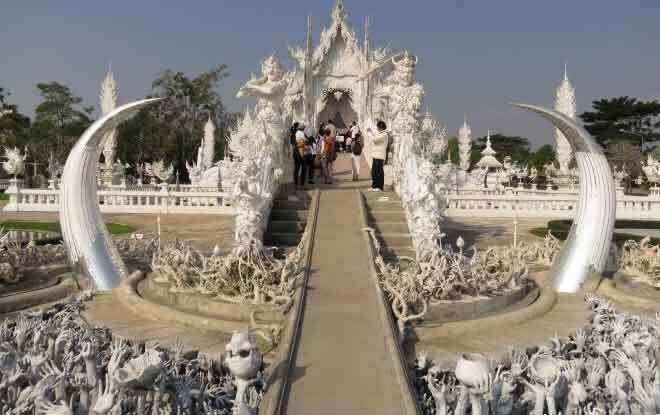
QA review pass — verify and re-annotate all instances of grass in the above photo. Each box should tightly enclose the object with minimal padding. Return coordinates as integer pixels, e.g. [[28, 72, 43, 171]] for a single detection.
[[530, 219, 660, 247], [0, 221, 137, 235]]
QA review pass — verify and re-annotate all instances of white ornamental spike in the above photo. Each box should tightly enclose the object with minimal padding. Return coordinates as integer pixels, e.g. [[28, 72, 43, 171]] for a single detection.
[[60, 98, 162, 290], [511, 103, 615, 293]]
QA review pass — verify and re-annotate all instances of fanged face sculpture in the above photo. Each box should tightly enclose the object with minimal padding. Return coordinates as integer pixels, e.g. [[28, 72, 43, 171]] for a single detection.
[[225, 330, 262, 381], [393, 52, 417, 87], [262, 56, 283, 82]]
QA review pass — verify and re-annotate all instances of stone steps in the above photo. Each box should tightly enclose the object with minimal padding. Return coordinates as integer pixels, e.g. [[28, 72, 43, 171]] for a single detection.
[[265, 190, 310, 248], [264, 232, 304, 247], [370, 221, 410, 234], [368, 210, 407, 223], [377, 233, 412, 248], [269, 209, 308, 221], [267, 220, 307, 234]]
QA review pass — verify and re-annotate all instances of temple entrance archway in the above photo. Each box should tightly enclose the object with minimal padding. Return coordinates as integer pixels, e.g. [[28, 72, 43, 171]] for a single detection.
[[317, 91, 358, 133]]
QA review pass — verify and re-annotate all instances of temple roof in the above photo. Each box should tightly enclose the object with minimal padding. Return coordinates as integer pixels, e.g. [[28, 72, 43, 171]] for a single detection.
[[476, 132, 501, 168], [476, 155, 502, 169]]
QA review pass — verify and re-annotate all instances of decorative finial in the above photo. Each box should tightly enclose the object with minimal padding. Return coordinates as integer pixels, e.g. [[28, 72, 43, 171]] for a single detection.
[[463, 113, 468, 126], [564, 62, 568, 81], [332, 0, 347, 21]]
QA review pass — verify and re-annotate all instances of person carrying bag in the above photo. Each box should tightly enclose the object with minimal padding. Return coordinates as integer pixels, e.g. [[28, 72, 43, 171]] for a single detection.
[[351, 132, 363, 181]]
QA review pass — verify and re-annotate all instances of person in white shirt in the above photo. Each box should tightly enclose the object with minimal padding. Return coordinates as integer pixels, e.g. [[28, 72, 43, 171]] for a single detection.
[[366, 120, 389, 192]]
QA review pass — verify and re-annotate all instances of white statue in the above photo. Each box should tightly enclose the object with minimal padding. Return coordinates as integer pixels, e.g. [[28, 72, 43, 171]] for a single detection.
[[642, 153, 660, 186], [99, 65, 119, 170], [420, 109, 448, 159], [187, 114, 220, 187], [458, 115, 472, 171], [2, 146, 26, 178], [232, 55, 289, 247], [225, 329, 263, 415], [144, 160, 173, 184]]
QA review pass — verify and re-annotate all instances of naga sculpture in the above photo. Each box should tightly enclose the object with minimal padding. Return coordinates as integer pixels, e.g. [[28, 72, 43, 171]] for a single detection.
[[60, 98, 161, 291], [512, 103, 616, 293]]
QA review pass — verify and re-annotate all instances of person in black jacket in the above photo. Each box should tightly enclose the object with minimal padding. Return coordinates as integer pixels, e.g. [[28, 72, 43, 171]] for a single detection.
[[290, 122, 302, 186]]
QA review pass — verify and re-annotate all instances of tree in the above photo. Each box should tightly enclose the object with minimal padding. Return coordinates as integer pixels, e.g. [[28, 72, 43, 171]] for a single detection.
[[116, 65, 230, 182], [607, 141, 642, 191], [527, 144, 555, 169], [0, 87, 31, 149], [579, 96, 660, 149], [32, 82, 93, 160], [470, 133, 531, 166]]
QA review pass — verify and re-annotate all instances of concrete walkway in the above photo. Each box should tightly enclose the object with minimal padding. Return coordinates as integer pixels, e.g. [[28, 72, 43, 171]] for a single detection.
[[285, 154, 405, 414]]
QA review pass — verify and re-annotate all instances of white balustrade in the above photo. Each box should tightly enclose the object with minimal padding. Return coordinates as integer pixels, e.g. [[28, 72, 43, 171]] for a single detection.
[[444, 190, 660, 220], [3, 187, 233, 215]]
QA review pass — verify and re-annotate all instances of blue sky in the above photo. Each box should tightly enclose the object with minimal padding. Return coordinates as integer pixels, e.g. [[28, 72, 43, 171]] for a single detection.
[[1, 0, 659, 148]]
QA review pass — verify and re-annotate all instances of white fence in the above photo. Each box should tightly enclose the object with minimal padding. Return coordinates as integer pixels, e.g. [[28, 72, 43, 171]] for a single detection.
[[443, 191, 660, 220], [3, 187, 233, 215]]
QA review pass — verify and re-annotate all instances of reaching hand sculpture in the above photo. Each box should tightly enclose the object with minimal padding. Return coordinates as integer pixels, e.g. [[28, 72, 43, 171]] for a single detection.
[[512, 103, 616, 293], [59, 98, 161, 291], [417, 295, 660, 414], [0, 293, 266, 413]]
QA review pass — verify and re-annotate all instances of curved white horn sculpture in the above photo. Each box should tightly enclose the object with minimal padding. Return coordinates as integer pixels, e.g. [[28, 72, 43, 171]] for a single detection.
[[60, 98, 161, 291], [511, 103, 616, 293]]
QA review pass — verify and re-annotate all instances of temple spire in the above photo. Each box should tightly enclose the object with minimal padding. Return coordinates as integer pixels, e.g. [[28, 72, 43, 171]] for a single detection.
[[554, 64, 576, 173]]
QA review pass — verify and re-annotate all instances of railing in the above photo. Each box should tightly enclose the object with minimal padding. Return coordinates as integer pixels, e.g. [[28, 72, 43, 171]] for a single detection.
[[3, 187, 233, 215], [444, 192, 660, 220]]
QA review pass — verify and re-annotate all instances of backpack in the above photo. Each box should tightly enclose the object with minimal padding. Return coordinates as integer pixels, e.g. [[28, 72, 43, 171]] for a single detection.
[[352, 134, 363, 156], [384, 134, 392, 165]]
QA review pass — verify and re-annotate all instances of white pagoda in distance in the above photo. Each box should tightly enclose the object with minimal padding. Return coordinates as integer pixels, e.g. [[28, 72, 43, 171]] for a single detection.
[[554, 64, 576, 174], [476, 132, 502, 169]]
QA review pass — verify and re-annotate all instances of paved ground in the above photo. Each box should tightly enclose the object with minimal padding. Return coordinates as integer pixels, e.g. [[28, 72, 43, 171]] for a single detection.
[[417, 284, 588, 362], [285, 154, 405, 415], [83, 293, 230, 357], [0, 211, 234, 252]]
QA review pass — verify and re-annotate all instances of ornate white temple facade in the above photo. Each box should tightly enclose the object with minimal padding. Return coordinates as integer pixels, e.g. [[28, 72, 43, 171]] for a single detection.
[[285, 0, 381, 129]]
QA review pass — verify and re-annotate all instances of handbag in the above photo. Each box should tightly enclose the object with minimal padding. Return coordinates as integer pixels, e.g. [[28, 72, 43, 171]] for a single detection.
[[352, 139, 362, 156]]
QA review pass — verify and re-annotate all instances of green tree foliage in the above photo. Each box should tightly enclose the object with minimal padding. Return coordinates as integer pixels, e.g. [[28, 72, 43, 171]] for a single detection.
[[526, 144, 555, 169], [470, 133, 531, 166], [467, 134, 554, 169], [116, 65, 231, 182], [32, 82, 93, 161], [0, 87, 31, 148], [579, 96, 660, 148]]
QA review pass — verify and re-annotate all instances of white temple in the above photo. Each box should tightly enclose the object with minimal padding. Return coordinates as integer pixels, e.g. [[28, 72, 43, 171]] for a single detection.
[[554, 64, 576, 174], [284, 0, 383, 129]]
